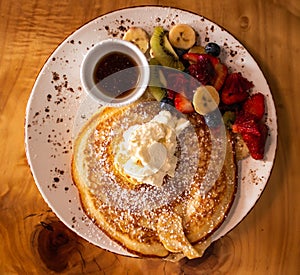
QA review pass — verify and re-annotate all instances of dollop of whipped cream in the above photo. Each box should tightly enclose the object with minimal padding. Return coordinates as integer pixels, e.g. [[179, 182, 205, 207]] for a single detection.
[[114, 110, 189, 187]]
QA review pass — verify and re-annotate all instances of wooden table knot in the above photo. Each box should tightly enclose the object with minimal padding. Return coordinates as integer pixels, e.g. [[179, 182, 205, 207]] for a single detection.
[[239, 16, 250, 31]]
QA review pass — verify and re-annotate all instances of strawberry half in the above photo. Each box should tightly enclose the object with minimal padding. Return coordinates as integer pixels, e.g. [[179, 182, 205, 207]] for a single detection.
[[243, 92, 265, 120], [187, 56, 215, 86], [232, 111, 268, 160], [174, 93, 194, 113], [232, 111, 261, 136], [183, 53, 228, 91], [221, 72, 254, 105], [182, 52, 203, 64], [212, 62, 228, 91], [241, 123, 268, 160]]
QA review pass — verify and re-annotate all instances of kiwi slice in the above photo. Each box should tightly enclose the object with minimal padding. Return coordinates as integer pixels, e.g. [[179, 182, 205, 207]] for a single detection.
[[150, 26, 185, 71], [148, 58, 167, 101]]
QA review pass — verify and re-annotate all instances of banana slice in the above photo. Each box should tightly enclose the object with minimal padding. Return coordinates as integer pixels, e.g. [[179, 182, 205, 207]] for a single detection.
[[123, 27, 149, 53], [193, 85, 220, 115], [168, 24, 196, 50], [150, 26, 184, 70], [188, 45, 206, 54]]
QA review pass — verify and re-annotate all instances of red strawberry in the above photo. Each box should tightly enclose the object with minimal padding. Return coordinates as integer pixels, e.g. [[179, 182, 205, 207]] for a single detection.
[[232, 111, 261, 136], [232, 111, 268, 160], [204, 54, 228, 90], [183, 53, 228, 91], [174, 93, 194, 113], [212, 62, 228, 91], [187, 57, 215, 86], [183, 53, 217, 66], [221, 72, 254, 105], [167, 89, 175, 99], [183, 52, 203, 64], [241, 123, 268, 160], [166, 72, 193, 100], [243, 92, 265, 120], [167, 72, 189, 92]]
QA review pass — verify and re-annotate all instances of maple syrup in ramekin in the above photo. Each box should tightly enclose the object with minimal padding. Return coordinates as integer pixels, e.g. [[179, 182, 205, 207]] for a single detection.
[[93, 51, 140, 99]]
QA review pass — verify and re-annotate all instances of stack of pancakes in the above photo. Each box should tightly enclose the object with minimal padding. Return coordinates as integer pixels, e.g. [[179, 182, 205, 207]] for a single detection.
[[72, 101, 237, 259]]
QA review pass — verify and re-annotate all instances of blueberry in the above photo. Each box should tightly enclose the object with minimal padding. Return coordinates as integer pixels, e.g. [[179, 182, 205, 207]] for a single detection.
[[161, 97, 174, 104], [205, 42, 221, 57], [160, 97, 174, 110]]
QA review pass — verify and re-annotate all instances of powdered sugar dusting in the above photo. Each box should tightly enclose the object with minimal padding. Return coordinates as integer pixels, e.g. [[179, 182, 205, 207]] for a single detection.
[[83, 101, 200, 212]]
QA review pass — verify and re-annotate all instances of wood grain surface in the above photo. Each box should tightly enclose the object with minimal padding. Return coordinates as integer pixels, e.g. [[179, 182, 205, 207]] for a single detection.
[[0, 0, 299, 274]]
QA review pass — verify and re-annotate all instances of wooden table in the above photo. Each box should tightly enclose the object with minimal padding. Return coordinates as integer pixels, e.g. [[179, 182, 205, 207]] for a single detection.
[[0, 0, 299, 274]]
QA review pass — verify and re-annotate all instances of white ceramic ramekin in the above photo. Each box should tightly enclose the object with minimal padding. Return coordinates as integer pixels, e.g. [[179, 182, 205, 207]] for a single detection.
[[80, 39, 149, 106]]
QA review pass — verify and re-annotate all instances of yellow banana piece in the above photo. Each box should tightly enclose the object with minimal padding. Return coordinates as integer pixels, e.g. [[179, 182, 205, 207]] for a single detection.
[[123, 27, 149, 53], [193, 85, 220, 115], [168, 24, 196, 50]]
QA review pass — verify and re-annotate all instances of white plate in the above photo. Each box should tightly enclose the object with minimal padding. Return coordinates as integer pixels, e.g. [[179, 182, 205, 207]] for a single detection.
[[25, 6, 277, 257]]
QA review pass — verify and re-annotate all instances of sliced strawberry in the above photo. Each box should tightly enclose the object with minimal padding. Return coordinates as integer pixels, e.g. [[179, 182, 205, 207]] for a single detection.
[[232, 111, 261, 136], [232, 111, 268, 160], [166, 72, 188, 92], [167, 89, 175, 99], [166, 71, 194, 100], [241, 123, 268, 160], [243, 92, 265, 120], [183, 52, 203, 64], [183, 53, 227, 91], [186, 55, 215, 86], [212, 62, 228, 91], [174, 93, 194, 113], [205, 55, 219, 66], [183, 53, 218, 66], [221, 72, 254, 105]]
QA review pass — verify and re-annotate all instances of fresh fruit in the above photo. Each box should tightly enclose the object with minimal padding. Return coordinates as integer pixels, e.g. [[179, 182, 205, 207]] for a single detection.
[[174, 48, 188, 58], [183, 53, 215, 66], [232, 111, 268, 160], [123, 27, 149, 53], [183, 52, 203, 64], [231, 91, 268, 160], [232, 112, 261, 136], [241, 123, 268, 160], [174, 93, 194, 113], [213, 62, 228, 91], [193, 85, 220, 115], [168, 24, 196, 50], [234, 133, 250, 160], [222, 111, 236, 128], [243, 92, 265, 120], [150, 26, 185, 70], [188, 45, 206, 54], [166, 71, 193, 100], [186, 55, 216, 85], [166, 89, 175, 100], [221, 72, 254, 105], [183, 53, 228, 91], [160, 97, 175, 111], [161, 97, 174, 106], [205, 42, 221, 57], [146, 24, 268, 161], [148, 58, 167, 101]]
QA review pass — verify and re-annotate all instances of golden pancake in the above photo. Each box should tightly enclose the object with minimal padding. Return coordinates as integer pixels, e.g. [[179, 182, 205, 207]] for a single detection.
[[72, 101, 237, 259]]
